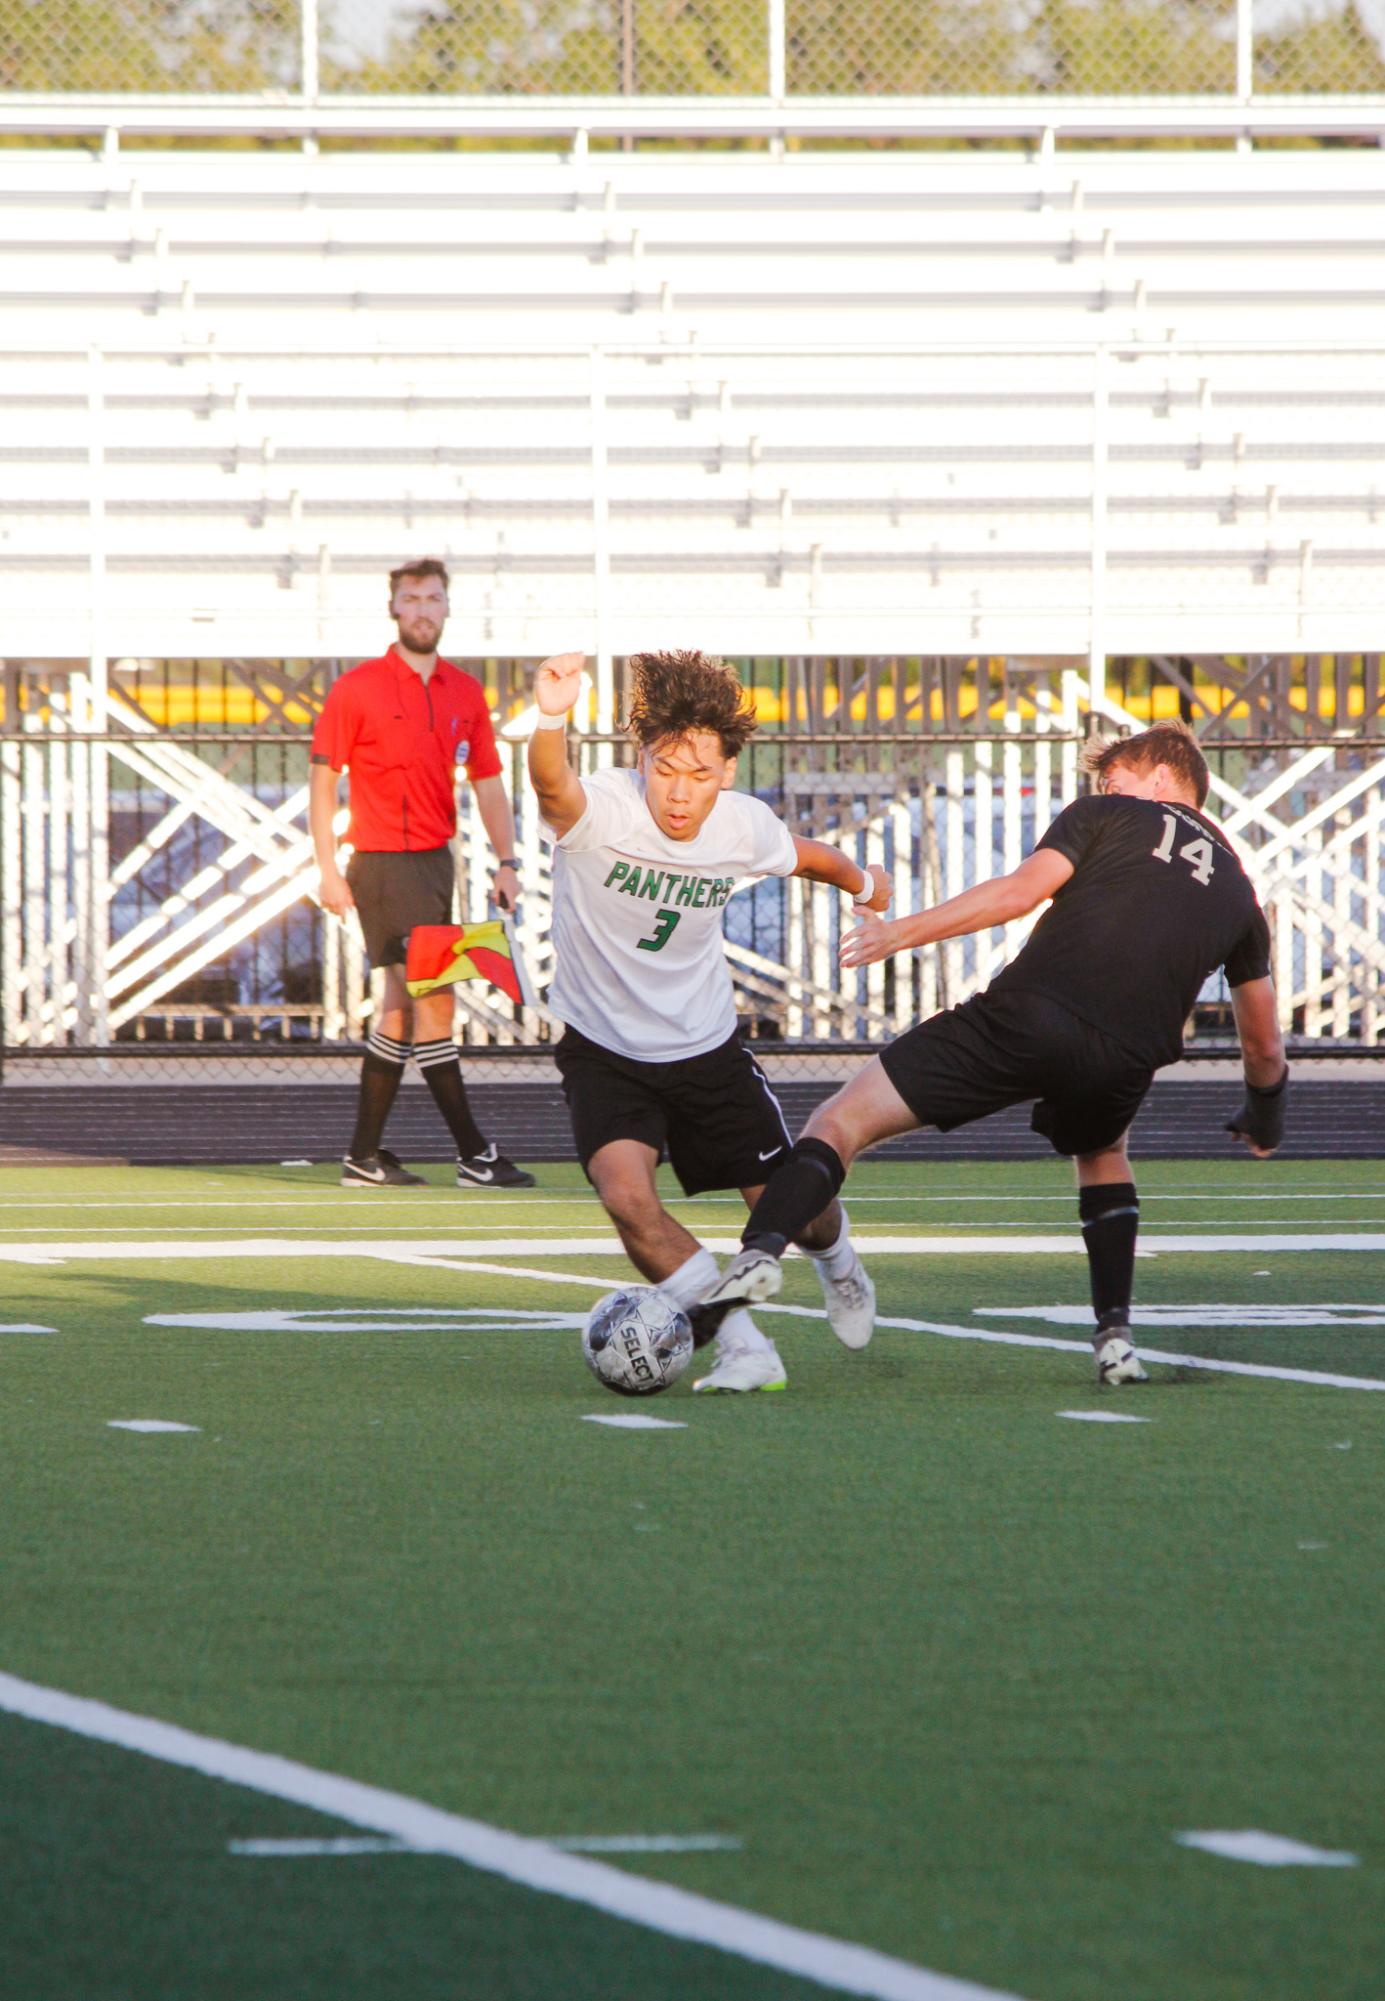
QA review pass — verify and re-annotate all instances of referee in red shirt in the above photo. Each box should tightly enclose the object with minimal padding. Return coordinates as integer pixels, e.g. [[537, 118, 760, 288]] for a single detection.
[[309, 558, 534, 1188]]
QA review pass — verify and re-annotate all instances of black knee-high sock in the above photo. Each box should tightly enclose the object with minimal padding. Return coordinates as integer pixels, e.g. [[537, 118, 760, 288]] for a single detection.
[[413, 1037, 485, 1159], [742, 1137, 847, 1256], [1079, 1181, 1140, 1327], [348, 1029, 410, 1159]]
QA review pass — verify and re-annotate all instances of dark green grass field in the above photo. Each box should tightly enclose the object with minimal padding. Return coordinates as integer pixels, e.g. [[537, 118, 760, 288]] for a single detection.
[[1, 1160, 1382, 2000]]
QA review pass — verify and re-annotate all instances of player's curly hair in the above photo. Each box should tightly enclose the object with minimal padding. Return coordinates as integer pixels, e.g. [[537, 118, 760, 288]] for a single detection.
[[1084, 717, 1210, 807], [623, 650, 759, 760]]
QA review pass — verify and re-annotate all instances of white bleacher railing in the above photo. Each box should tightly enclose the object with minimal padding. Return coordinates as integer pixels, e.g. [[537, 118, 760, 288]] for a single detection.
[[5, 338, 1383, 670], [4, 96, 1385, 150]]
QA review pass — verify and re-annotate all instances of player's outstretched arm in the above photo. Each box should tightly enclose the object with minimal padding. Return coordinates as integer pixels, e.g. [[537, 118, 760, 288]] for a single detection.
[[528, 651, 589, 839], [791, 837, 891, 911], [840, 848, 1074, 969], [1226, 976, 1288, 1158]]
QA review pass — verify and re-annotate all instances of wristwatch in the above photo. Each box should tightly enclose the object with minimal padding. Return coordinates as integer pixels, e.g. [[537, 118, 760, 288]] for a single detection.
[[495, 858, 518, 870]]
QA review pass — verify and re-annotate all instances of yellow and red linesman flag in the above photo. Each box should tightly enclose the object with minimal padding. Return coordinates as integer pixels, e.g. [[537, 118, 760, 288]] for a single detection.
[[405, 921, 535, 1009]]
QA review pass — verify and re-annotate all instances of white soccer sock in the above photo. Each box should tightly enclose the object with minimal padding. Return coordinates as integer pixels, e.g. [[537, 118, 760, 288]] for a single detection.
[[809, 1207, 856, 1282], [719, 1307, 773, 1355], [658, 1246, 720, 1312]]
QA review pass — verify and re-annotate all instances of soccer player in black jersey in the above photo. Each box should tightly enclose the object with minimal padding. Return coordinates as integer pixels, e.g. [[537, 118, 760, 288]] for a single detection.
[[706, 720, 1288, 1386]]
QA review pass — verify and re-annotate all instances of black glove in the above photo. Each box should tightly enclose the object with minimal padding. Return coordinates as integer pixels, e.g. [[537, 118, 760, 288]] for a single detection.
[[1226, 1067, 1289, 1154]]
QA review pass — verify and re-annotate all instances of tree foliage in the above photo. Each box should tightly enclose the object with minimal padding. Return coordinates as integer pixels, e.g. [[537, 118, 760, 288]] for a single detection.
[[1256, 2, 1385, 92], [4, 0, 1382, 100], [0, 0, 296, 91]]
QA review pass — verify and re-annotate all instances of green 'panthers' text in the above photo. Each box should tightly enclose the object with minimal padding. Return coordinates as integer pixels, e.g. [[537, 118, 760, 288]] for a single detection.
[[602, 861, 735, 910]]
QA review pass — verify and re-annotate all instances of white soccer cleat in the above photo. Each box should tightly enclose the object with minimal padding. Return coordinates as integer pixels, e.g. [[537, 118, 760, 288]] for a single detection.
[[700, 1246, 784, 1311], [815, 1248, 876, 1351], [692, 1333, 787, 1394], [1096, 1334, 1148, 1386]]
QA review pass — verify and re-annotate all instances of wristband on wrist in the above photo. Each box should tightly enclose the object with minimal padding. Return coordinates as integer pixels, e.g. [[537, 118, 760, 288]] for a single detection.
[[851, 870, 874, 908], [535, 710, 568, 731], [1248, 1068, 1289, 1099], [1226, 1064, 1289, 1150], [495, 858, 518, 871]]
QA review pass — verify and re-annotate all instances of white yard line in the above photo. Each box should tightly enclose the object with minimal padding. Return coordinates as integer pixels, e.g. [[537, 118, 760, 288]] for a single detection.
[[12, 1239, 1385, 1392], [0, 1671, 1023, 2001], [1174, 1831, 1358, 1869], [582, 1413, 687, 1431], [106, 1420, 200, 1434], [386, 1255, 1385, 1394], [8, 1233, 1385, 1265], [1, 1218, 1374, 1238], [229, 1831, 744, 1857], [0, 1216, 676, 1232], [759, 1302, 1385, 1394], [1055, 1412, 1150, 1425], [4, 1191, 1381, 1211], [230, 1836, 410, 1856], [551, 1834, 746, 1854], [386, 1258, 1385, 1394], [980, 1305, 1385, 1329]]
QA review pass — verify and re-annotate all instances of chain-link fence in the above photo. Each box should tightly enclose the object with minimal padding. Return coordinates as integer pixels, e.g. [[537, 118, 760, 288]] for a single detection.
[[322, 0, 770, 96], [3, 0, 1383, 98], [0, 0, 300, 93], [3, 655, 1383, 1078]]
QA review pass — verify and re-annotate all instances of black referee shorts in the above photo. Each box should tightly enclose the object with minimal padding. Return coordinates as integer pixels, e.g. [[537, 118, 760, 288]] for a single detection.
[[554, 1026, 792, 1196], [346, 846, 455, 968], [879, 989, 1154, 1159]]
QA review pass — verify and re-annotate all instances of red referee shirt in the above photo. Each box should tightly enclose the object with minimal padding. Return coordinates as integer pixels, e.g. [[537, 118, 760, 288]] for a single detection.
[[311, 648, 502, 853]]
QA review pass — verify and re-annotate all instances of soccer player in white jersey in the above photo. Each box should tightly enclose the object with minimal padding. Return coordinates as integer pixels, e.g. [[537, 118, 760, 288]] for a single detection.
[[529, 648, 892, 1393]]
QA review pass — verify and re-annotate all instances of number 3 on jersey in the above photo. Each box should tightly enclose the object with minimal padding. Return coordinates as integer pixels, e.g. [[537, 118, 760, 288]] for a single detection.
[[1152, 812, 1214, 885], [636, 910, 681, 953]]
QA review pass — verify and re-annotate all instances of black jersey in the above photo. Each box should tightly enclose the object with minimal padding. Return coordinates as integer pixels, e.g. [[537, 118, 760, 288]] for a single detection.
[[988, 794, 1271, 1069]]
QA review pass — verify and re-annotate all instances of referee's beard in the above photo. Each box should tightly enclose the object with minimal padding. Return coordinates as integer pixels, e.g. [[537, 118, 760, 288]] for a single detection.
[[396, 617, 442, 657]]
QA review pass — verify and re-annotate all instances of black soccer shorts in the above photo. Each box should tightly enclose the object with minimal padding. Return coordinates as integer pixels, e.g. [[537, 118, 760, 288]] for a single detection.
[[345, 845, 456, 969], [878, 989, 1154, 1159], [554, 1026, 792, 1196]]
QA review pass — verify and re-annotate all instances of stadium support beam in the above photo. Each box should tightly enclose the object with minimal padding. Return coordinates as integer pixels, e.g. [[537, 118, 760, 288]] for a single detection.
[[82, 349, 110, 1043], [767, 0, 786, 102], [1236, 0, 1254, 104], [1088, 346, 1108, 716], [590, 349, 614, 734], [301, 0, 319, 106]]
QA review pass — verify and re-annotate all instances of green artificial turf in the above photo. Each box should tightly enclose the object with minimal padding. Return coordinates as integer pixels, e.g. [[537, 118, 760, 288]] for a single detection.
[[0, 1160, 1382, 2000]]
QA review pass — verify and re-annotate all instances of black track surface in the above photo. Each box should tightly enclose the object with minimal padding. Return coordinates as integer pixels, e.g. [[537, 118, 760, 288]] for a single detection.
[[2, 1079, 1381, 1165]]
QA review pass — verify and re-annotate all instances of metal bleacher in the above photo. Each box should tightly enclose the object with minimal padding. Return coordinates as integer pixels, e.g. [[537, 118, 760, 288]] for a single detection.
[[2, 125, 1383, 1125], [3, 142, 1384, 666]]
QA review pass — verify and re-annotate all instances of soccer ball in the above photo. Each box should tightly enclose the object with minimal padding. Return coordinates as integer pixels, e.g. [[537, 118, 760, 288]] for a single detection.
[[582, 1287, 693, 1397]]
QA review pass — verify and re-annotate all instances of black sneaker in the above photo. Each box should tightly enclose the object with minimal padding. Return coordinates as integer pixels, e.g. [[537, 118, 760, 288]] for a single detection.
[[341, 1148, 427, 1188], [687, 1298, 735, 1350], [457, 1143, 536, 1189]]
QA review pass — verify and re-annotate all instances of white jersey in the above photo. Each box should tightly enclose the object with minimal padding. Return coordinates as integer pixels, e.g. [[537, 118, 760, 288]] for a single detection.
[[544, 766, 798, 1061]]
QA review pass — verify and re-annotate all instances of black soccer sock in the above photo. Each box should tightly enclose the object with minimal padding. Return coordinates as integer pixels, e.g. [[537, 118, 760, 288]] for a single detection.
[[348, 1029, 410, 1160], [1079, 1180, 1140, 1327], [413, 1037, 486, 1159], [742, 1137, 848, 1257]]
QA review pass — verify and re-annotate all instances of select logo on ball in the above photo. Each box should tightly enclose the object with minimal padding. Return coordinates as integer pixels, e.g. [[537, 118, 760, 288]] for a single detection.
[[582, 1287, 694, 1397]]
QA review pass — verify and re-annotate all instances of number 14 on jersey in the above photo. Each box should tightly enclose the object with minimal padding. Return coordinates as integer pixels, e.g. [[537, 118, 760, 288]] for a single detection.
[[1152, 812, 1214, 885]]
